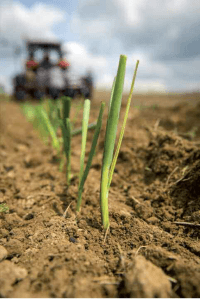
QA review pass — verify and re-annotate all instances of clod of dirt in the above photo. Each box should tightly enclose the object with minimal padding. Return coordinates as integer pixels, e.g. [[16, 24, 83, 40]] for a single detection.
[[172, 260, 200, 298], [119, 255, 172, 298], [3, 213, 23, 226], [0, 245, 8, 261], [5, 239, 24, 258], [144, 130, 186, 185], [170, 160, 200, 215], [0, 260, 27, 297]]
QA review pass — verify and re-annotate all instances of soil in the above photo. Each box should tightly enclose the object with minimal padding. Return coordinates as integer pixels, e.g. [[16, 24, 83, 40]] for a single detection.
[[0, 91, 200, 298]]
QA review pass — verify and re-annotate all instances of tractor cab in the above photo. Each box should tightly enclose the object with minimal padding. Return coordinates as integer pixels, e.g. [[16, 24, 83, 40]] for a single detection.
[[26, 41, 69, 69]]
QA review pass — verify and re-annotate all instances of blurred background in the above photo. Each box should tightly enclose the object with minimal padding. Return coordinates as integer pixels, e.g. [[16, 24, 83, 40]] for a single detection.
[[1, 0, 200, 95]]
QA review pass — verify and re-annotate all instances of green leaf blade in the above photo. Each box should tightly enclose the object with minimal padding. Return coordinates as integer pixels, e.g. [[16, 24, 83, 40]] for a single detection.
[[72, 122, 97, 136], [76, 101, 105, 212], [79, 99, 91, 184], [40, 107, 60, 152], [65, 118, 71, 184], [100, 54, 127, 229], [108, 60, 139, 188], [62, 96, 71, 120]]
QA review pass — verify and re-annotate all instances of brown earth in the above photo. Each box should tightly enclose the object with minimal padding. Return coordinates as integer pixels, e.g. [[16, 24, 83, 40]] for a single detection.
[[0, 91, 200, 298]]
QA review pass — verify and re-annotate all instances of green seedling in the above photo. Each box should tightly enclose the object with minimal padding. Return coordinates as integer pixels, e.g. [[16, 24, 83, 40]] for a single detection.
[[57, 97, 72, 175], [72, 100, 84, 126], [46, 98, 56, 120], [58, 122, 97, 142], [72, 122, 97, 136], [59, 117, 71, 184], [49, 99, 61, 132], [33, 105, 50, 142], [21, 102, 53, 143], [100, 55, 127, 229], [0, 203, 9, 213], [109, 76, 116, 111], [21, 97, 85, 154], [108, 60, 139, 188], [58, 122, 98, 173], [76, 101, 105, 212], [21, 102, 36, 122], [40, 107, 60, 152], [62, 96, 71, 120], [79, 99, 91, 184], [42, 99, 59, 133], [100, 56, 139, 229], [21, 99, 62, 144]]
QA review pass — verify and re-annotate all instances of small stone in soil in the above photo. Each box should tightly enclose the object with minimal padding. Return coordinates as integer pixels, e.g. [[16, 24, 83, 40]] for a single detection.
[[69, 237, 78, 243], [23, 213, 34, 220]]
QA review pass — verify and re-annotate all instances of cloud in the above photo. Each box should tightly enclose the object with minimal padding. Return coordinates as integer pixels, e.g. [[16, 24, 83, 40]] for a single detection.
[[64, 42, 168, 92], [0, 74, 11, 93], [74, 0, 200, 61], [65, 42, 107, 71], [64, 41, 108, 87], [68, 0, 200, 92], [0, 1, 65, 44]]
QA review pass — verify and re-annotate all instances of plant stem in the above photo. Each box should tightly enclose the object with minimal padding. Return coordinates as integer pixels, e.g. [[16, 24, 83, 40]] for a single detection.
[[72, 122, 97, 136], [40, 107, 60, 152], [65, 118, 71, 184], [79, 99, 90, 184], [63, 96, 71, 120], [72, 100, 84, 125], [76, 102, 105, 212], [100, 55, 127, 229], [108, 60, 139, 188]]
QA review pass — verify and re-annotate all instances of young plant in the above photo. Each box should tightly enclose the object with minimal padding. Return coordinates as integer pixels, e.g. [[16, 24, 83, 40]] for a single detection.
[[108, 60, 139, 188], [100, 56, 139, 229], [39, 106, 60, 153], [79, 99, 91, 185], [42, 99, 61, 134], [62, 96, 71, 120], [33, 105, 54, 144], [0, 203, 9, 213], [58, 97, 72, 182], [76, 101, 105, 212], [21, 100, 60, 144], [59, 117, 72, 184], [21, 102, 36, 122], [58, 122, 98, 173], [100, 55, 127, 229], [71, 122, 97, 136], [72, 100, 84, 125]]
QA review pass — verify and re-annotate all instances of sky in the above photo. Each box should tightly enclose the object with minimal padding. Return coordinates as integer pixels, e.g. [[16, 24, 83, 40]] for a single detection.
[[0, 0, 200, 94]]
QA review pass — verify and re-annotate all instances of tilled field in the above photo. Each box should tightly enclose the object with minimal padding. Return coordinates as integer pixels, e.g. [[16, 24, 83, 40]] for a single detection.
[[0, 92, 200, 298]]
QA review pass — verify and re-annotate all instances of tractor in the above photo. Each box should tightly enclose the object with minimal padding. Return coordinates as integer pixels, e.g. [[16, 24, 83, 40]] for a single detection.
[[13, 41, 93, 101]]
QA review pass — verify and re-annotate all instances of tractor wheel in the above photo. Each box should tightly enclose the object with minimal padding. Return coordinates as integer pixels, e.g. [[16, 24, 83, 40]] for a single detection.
[[64, 88, 76, 99], [34, 90, 45, 100], [14, 88, 26, 101], [81, 86, 92, 99]]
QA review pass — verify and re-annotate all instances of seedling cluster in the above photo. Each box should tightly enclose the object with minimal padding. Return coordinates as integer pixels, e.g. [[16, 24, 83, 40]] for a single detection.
[[21, 55, 139, 229], [0, 203, 9, 213]]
